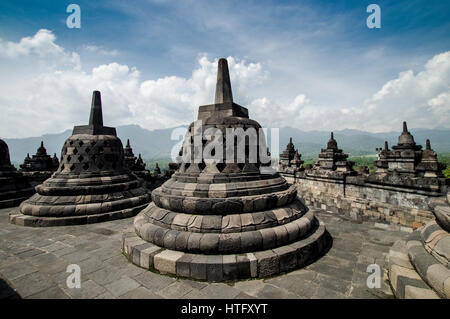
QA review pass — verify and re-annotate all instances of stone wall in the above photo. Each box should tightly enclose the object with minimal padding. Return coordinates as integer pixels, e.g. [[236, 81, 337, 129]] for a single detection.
[[283, 172, 448, 229]]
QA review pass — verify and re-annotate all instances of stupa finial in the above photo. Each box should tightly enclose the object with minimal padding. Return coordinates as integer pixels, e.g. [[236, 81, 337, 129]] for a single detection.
[[214, 58, 233, 104], [384, 141, 389, 151], [403, 121, 408, 133], [126, 139, 130, 148], [426, 139, 431, 150], [89, 90, 103, 127]]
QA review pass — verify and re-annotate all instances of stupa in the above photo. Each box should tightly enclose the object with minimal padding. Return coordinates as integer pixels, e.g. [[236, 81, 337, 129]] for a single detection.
[[369, 122, 446, 193], [20, 141, 58, 172], [123, 139, 155, 190], [10, 91, 151, 226], [122, 58, 330, 281], [312, 132, 355, 173], [279, 138, 304, 174], [20, 141, 59, 186], [0, 139, 34, 208], [388, 189, 450, 299]]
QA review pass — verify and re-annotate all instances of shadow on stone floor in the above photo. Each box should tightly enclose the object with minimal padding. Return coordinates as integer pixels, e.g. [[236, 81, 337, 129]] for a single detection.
[[0, 278, 21, 299]]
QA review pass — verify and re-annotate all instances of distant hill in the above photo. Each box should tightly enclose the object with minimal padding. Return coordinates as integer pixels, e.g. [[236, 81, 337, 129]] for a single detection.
[[3, 124, 450, 165]]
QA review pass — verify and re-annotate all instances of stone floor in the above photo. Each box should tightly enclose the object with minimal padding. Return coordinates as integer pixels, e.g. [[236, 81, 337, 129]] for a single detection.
[[0, 206, 410, 299]]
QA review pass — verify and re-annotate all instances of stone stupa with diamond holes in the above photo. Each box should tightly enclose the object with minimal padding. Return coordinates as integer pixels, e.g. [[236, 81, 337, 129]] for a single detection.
[[10, 91, 151, 227], [0, 139, 34, 208], [122, 58, 330, 281]]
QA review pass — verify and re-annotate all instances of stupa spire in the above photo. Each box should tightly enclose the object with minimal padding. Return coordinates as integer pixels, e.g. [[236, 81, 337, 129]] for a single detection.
[[214, 58, 233, 104], [403, 121, 408, 133], [426, 139, 431, 150], [89, 90, 103, 127]]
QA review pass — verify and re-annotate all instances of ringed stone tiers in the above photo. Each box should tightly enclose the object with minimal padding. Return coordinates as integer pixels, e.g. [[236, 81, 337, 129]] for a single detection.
[[388, 190, 450, 299], [122, 58, 330, 281], [20, 141, 59, 187], [9, 91, 151, 227], [0, 139, 34, 208]]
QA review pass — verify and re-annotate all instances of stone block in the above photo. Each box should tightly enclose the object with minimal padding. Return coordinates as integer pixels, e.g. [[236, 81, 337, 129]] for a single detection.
[[154, 250, 184, 275], [140, 245, 163, 269], [255, 250, 279, 278], [205, 255, 223, 281]]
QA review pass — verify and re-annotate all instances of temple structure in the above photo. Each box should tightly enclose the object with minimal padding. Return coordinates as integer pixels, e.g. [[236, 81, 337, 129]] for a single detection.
[[313, 132, 355, 174], [20, 141, 59, 186], [0, 139, 34, 208], [9, 91, 151, 226], [369, 122, 446, 193], [122, 58, 329, 281], [375, 122, 444, 178], [153, 162, 161, 175], [279, 138, 303, 174], [388, 189, 450, 299]]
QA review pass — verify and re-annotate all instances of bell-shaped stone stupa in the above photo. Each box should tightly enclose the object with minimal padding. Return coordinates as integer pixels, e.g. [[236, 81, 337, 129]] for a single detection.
[[0, 139, 34, 208], [10, 91, 151, 226], [122, 58, 330, 281]]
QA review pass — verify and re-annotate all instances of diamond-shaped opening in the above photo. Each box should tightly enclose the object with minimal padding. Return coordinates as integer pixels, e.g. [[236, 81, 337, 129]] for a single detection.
[[82, 163, 89, 170], [69, 141, 74, 145], [78, 140, 84, 147], [90, 140, 96, 146], [69, 164, 76, 171], [238, 163, 245, 170], [78, 155, 84, 162], [73, 148, 78, 155], [91, 154, 97, 162], [199, 162, 206, 171], [85, 147, 90, 153], [67, 155, 72, 162], [216, 163, 226, 172]]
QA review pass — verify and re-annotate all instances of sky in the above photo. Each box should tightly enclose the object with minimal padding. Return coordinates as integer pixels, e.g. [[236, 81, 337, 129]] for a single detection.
[[0, 0, 449, 138]]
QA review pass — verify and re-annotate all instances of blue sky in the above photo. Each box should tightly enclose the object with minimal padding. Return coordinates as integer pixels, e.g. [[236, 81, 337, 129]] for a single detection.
[[0, 0, 449, 137]]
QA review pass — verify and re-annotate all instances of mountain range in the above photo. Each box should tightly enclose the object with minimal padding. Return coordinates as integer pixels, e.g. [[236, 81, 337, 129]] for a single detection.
[[4, 124, 450, 164]]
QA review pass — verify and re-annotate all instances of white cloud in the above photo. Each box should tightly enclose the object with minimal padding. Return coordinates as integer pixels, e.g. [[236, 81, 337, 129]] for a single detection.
[[0, 30, 266, 138], [0, 30, 449, 138], [251, 51, 450, 132], [83, 45, 120, 56], [0, 29, 80, 70]]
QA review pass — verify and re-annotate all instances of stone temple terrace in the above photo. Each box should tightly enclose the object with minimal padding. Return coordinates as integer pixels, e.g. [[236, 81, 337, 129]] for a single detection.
[[0, 58, 448, 299]]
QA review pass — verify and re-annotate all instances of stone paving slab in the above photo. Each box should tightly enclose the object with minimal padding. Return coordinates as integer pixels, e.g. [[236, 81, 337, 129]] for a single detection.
[[0, 207, 408, 299]]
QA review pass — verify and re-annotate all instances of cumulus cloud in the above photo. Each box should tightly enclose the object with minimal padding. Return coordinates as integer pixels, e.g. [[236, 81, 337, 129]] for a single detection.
[[0, 29, 80, 70], [0, 30, 266, 138], [0, 29, 448, 138], [251, 51, 450, 132], [83, 45, 120, 56]]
